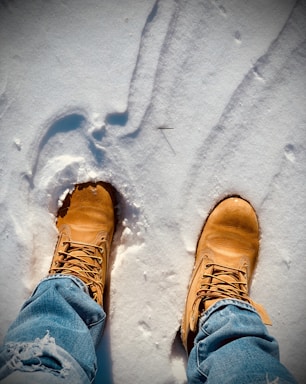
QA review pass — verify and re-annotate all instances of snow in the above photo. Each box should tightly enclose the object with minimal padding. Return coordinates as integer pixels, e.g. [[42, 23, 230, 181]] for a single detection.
[[0, 0, 305, 383]]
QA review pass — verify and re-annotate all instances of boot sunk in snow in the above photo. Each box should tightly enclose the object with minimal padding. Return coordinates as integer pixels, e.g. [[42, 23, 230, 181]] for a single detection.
[[49, 181, 115, 306], [181, 196, 271, 353]]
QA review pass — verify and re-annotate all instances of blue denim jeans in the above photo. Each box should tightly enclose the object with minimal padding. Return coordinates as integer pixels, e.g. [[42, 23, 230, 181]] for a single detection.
[[0, 276, 104, 384], [0, 276, 297, 383], [187, 300, 297, 384]]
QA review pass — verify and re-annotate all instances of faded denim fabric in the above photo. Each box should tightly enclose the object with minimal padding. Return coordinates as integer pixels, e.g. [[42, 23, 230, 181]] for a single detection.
[[0, 279, 298, 383], [187, 300, 298, 384], [0, 276, 105, 383]]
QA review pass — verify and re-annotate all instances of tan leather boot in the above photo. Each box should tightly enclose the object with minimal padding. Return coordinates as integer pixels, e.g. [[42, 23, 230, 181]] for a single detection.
[[181, 196, 271, 353], [49, 182, 115, 306]]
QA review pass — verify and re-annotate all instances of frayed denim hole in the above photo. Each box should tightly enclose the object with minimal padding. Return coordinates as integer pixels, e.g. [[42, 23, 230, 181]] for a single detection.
[[4, 332, 72, 378]]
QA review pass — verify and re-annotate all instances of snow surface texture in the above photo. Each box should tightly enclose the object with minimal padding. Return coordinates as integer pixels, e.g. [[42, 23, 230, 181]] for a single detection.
[[0, 0, 305, 383]]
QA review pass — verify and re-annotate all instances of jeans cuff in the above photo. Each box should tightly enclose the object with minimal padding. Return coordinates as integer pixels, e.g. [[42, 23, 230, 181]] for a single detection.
[[32, 275, 90, 297], [199, 299, 261, 327]]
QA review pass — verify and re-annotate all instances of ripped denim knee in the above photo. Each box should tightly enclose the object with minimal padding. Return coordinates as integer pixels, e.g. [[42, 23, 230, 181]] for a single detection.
[[0, 331, 89, 383]]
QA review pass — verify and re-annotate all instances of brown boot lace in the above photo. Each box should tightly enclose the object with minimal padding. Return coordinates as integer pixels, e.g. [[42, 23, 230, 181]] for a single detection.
[[49, 239, 107, 303], [197, 262, 251, 305]]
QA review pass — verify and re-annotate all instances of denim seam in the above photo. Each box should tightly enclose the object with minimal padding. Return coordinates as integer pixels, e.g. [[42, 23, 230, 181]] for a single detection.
[[196, 348, 209, 380], [87, 312, 106, 328]]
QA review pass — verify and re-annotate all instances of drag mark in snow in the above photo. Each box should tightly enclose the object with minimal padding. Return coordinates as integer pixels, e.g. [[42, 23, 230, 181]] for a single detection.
[[23, 111, 112, 217], [105, 0, 160, 131], [178, 0, 304, 212], [27, 112, 87, 187], [105, 111, 129, 127], [107, 0, 178, 137]]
